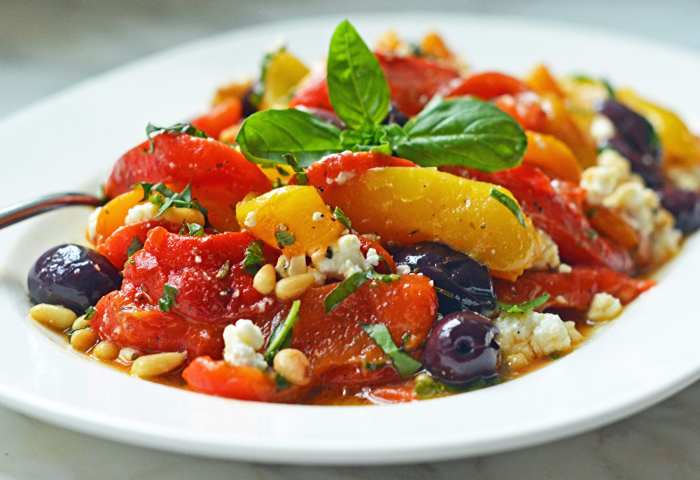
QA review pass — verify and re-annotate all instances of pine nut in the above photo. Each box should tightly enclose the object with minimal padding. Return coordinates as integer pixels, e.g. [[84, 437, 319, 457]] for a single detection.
[[130, 352, 186, 378], [93, 341, 119, 361], [71, 315, 90, 331], [70, 327, 98, 352], [273, 348, 311, 386], [287, 255, 307, 276], [275, 273, 315, 300], [118, 347, 140, 364], [162, 207, 205, 226], [29, 304, 77, 330], [253, 264, 276, 295]]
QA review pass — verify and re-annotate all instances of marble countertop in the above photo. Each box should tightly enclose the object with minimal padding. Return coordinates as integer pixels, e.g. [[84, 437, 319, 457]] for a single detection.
[[1, 1, 699, 478]]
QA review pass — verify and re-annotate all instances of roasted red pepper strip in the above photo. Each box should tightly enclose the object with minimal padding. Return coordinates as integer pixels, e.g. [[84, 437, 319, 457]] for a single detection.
[[442, 71, 529, 100], [105, 133, 271, 231], [459, 164, 635, 273], [306, 151, 415, 189], [183, 357, 278, 401], [191, 98, 242, 139], [494, 266, 654, 311], [97, 220, 170, 269], [494, 93, 548, 131]]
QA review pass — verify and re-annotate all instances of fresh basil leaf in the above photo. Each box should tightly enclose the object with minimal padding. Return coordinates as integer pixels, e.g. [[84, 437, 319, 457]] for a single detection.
[[146, 122, 207, 153], [126, 237, 143, 259], [327, 20, 391, 129], [490, 188, 526, 227], [158, 284, 178, 312], [84, 306, 97, 321], [498, 293, 550, 314], [392, 98, 527, 172], [332, 206, 352, 230], [243, 241, 265, 275], [282, 153, 308, 185], [324, 270, 399, 313], [186, 223, 204, 237], [361, 323, 422, 378], [275, 230, 296, 248], [264, 299, 302, 362], [238, 109, 343, 167]]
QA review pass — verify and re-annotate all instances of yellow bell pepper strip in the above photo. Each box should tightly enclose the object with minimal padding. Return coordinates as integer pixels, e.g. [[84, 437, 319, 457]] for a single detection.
[[235, 185, 344, 257], [617, 88, 700, 168], [315, 166, 540, 278], [94, 185, 145, 244], [526, 64, 565, 98], [539, 93, 599, 168], [523, 131, 582, 183]]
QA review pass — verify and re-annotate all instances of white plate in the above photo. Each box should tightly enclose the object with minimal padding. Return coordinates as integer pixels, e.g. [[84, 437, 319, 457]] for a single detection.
[[1, 13, 700, 465]]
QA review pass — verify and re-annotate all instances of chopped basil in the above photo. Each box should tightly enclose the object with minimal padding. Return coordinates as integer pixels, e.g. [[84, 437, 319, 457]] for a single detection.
[[146, 182, 207, 219], [158, 284, 178, 312], [498, 293, 550, 314], [361, 323, 422, 378], [243, 241, 265, 275], [275, 373, 291, 390], [282, 153, 309, 185], [216, 260, 231, 280], [413, 373, 449, 399], [490, 188, 526, 227], [264, 299, 301, 363], [601, 78, 616, 99], [186, 222, 204, 237], [324, 270, 399, 313], [145, 122, 207, 153], [333, 206, 352, 230], [126, 237, 143, 259], [84, 306, 97, 321], [274, 229, 296, 248]]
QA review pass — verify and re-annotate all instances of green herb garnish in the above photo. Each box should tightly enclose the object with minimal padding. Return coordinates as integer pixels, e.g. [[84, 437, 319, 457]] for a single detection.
[[237, 20, 526, 172], [333, 206, 352, 230], [490, 188, 526, 227], [282, 153, 308, 185], [126, 237, 144, 259], [145, 122, 207, 153], [498, 293, 550, 314], [275, 229, 296, 248], [186, 222, 204, 237], [158, 284, 178, 312], [361, 323, 422, 378], [84, 306, 97, 321], [216, 260, 231, 279], [264, 299, 301, 363], [243, 241, 265, 275], [324, 270, 399, 313]]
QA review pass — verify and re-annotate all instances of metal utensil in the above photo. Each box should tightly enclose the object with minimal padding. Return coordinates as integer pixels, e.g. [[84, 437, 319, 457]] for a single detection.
[[0, 193, 104, 230]]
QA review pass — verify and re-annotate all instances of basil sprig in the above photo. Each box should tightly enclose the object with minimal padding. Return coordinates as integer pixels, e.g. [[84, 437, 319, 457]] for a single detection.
[[237, 20, 526, 172], [362, 323, 422, 378], [498, 293, 550, 314]]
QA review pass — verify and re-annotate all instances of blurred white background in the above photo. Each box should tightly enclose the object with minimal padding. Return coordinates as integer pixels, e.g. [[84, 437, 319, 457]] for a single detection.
[[1, 1, 699, 479]]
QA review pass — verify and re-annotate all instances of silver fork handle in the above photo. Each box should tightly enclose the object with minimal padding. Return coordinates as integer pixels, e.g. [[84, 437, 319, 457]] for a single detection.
[[0, 193, 104, 230]]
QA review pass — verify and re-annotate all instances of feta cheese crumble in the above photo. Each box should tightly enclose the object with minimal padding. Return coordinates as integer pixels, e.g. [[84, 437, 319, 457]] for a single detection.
[[495, 310, 582, 370], [87, 207, 102, 243], [125, 202, 158, 226], [222, 319, 267, 370], [587, 292, 623, 322], [581, 149, 681, 262], [531, 229, 561, 271], [311, 234, 379, 280], [244, 211, 257, 228]]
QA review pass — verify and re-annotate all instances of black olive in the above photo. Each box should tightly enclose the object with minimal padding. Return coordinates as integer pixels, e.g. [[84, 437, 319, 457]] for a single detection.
[[423, 311, 499, 386], [240, 84, 259, 118], [27, 244, 122, 314], [659, 186, 700, 234], [598, 99, 665, 189], [390, 242, 497, 316], [383, 103, 409, 126]]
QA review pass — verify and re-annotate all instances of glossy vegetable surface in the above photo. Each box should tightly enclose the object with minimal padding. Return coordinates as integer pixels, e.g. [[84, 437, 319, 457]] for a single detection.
[[28, 244, 122, 314]]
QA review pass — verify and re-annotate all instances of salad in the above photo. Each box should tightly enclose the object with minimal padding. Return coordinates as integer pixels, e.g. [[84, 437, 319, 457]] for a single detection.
[[25, 21, 700, 404]]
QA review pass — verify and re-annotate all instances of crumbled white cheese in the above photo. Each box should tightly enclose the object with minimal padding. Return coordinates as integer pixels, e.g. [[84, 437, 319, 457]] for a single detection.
[[87, 207, 102, 243], [311, 211, 324, 222], [558, 263, 572, 273], [222, 319, 267, 370], [396, 264, 411, 275], [581, 149, 681, 263], [244, 211, 256, 228], [667, 165, 700, 192], [124, 202, 158, 226], [495, 311, 583, 370], [531, 229, 560, 271], [311, 234, 379, 279], [332, 171, 356, 185], [590, 114, 616, 144], [587, 292, 623, 322]]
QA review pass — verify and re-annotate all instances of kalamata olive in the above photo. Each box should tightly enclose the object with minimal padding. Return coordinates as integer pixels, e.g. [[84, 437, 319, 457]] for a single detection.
[[241, 84, 259, 118], [27, 244, 122, 314], [659, 186, 700, 234], [423, 311, 499, 386], [390, 242, 497, 316], [598, 99, 665, 189], [294, 106, 346, 129], [383, 103, 409, 126]]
